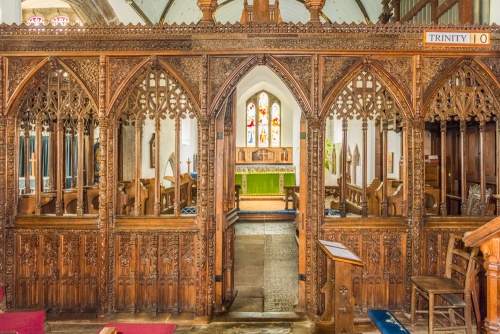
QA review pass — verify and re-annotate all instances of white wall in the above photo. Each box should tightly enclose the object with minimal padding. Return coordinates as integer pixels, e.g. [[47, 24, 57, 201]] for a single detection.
[[0, 0, 21, 24], [236, 65, 302, 185]]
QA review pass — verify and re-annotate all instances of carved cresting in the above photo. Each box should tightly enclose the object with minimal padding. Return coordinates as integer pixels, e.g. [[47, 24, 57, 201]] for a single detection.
[[98, 55, 108, 316]]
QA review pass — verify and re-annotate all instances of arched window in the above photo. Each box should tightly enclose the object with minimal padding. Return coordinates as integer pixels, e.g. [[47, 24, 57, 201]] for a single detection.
[[27, 16, 45, 26], [246, 91, 281, 148], [52, 16, 70, 26]]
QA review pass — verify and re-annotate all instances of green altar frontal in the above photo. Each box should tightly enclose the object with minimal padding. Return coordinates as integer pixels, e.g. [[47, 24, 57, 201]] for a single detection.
[[235, 166, 296, 196]]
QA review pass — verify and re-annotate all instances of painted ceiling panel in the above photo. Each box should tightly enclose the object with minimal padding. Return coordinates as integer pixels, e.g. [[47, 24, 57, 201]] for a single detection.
[[22, 0, 70, 9], [323, 0, 366, 24], [163, 0, 202, 24], [108, 0, 143, 24], [131, 0, 170, 24], [359, 0, 383, 23]]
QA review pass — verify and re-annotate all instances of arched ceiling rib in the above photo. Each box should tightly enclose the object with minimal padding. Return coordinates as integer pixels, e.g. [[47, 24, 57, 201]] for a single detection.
[[21, 0, 382, 25]]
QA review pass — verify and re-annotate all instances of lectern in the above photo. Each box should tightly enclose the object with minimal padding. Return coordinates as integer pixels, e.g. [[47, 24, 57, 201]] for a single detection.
[[317, 240, 364, 334], [463, 215, 500, 334]]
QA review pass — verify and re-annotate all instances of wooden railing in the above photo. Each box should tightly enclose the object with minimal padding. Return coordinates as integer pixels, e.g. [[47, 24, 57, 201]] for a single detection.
[[116, 173, 197, 215]]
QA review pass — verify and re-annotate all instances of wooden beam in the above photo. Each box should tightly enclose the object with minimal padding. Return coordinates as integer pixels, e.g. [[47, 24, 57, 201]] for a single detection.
[[458, 0, 473, 23], [400, 0, 431, 23], [354, 0, 372, 23], [125, 0, 153, 24], [159, 0, 175, 24], [436, 0, 458, 19]]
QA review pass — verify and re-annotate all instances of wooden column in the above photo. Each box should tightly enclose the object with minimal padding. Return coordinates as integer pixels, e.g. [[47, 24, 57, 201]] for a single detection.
[[361, 118, 368, 217], [34, 119, 42, 215], [440, 119, 447, 216], [401, 120, 408, 217], [77, 120, 84, 215], [55, 120, 64, 215], [305, 0, 325, 23], [460, 120, 467, 214], [340, 118, 348, 217], [497, 118, 500, 214], [393, 0, 401, 22], [480, 120, 487, 215], [197, 0, 217, 24], [214, 102, 225, 311], [154, 117, 160, 216], [71, 130, 76, 188], [97, 55, 109, 317], [174, 115, 181, 216], [23, 127, 30, 194], [382, 119, 389, 217], [48, 130, 55, 191], [464, 216, 500, 334], [458, 0, 474, 24], [134, 121, 142, 216], [298, 119, 307, 311]]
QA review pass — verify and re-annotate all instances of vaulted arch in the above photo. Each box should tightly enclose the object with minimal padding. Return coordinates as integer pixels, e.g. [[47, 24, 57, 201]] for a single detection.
[[210, 54, 312, 118]]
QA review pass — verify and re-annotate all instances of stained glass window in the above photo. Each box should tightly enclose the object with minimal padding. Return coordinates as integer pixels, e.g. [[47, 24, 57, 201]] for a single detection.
[[52, 16, 70, 26], [246, 91, 280, 148], [246, 102, 256, 147], [28, 16, 45, 26]]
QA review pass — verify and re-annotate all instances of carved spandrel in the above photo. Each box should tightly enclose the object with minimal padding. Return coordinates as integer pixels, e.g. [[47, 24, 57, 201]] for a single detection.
[[162, 56, 202, 103], [275, 55, 312, 98], [6, 57, 45, 103], [422, 57, 455, 102], [322, 56, 359, 99], [108, 57, 145, 101], [209, 56, 249, 105], [62, 58, 100, 102]]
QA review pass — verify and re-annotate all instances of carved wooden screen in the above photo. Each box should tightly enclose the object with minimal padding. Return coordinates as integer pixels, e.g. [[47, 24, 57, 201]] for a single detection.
[[17, 62, 98, 216], [326, 70, 404, 218], [118, 64, 196, 217], [425, 61, 499, 216]]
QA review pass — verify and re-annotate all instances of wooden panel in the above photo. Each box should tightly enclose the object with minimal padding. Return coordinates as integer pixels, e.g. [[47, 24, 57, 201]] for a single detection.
[[158, 234, 179, 313], [14, 231, 98, 312], [321, 225, 409, 311], [466, 126, 479, 180]]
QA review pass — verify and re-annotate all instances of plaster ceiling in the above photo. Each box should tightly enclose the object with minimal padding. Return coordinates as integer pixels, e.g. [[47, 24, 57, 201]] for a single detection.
[[21, 0, 383, 25]]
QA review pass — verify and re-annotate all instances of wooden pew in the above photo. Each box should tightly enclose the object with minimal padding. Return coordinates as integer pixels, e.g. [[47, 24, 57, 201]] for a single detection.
[[85, 185, 100, 214], [63, 188, 78, 214], [345, 178, 381, 215], [18, 192, 56, 214], [116, 179, 149, 215]]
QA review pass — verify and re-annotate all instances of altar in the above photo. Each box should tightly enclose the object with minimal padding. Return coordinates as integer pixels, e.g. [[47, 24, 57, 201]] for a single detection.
[[235, 166, 296, 196]]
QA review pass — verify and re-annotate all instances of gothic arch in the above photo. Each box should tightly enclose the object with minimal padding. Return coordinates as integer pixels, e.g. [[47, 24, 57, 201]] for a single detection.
[[319, 58, 413, 121], [422, 57, 500, 121], [209, 55, 312, 119], [109, 56, 201, 119], [6, 57, 98, 117]]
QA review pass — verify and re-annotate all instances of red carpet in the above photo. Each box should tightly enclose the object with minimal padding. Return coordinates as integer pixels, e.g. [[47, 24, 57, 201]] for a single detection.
[[103, 323, 177, 334], [0, 310, 46, 334]]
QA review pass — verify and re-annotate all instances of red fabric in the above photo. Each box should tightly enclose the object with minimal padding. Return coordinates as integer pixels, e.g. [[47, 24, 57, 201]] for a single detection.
[[102, 323, 176, 334], [0, 310, 46, 334]]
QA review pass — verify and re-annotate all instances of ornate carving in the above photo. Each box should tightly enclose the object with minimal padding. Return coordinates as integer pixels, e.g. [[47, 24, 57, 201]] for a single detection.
[[481, 57, 500, 82], [275, 55, 312, 99], [209, 56, 248, 105], [162, 56, 202, 105], [108, 57, 145, 102], [422, 57, 455, 102], [62, 57, 100, 102], [6, 57, 44, 104], [322, 56, 359, 101], [378, 58, 412, 99]]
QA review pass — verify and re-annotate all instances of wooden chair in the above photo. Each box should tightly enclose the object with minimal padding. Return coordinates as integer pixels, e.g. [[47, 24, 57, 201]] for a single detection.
[[410, 233, 479, 333]]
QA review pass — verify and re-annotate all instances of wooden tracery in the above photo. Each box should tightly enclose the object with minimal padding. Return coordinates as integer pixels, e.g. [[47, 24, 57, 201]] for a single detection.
[[425, 59, 500, 216], [118, 58, 196, 217], [327, 66, 404, 217], [17, 59, 98, 216]]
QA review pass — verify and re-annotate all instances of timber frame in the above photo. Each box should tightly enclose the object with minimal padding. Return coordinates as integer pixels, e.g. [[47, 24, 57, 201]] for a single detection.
[[0, 22, 499, 325]]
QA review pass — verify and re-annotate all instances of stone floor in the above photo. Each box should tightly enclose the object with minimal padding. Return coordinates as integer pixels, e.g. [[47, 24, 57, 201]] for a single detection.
[[43, 221, 477, 333]]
